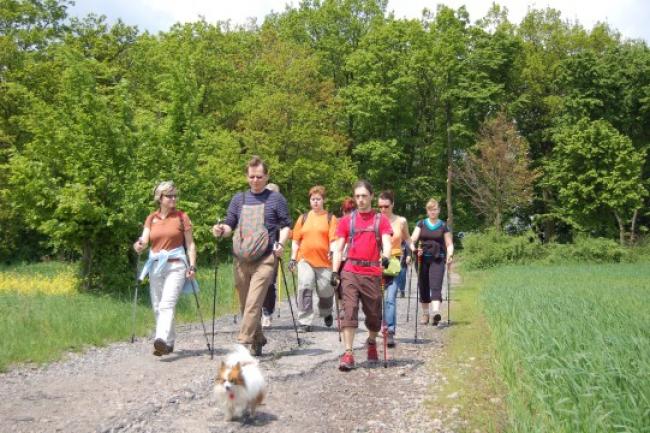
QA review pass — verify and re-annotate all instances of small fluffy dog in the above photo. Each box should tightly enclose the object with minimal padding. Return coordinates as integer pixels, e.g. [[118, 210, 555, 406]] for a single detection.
[[214, 344, 266, 421]]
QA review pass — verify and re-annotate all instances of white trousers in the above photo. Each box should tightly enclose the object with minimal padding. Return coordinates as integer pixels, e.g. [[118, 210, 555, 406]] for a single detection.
[[149, 260, 186, 346]]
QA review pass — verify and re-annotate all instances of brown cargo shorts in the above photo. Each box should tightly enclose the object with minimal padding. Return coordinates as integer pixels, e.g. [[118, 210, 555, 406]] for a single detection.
[[339, 271, 382, 332]]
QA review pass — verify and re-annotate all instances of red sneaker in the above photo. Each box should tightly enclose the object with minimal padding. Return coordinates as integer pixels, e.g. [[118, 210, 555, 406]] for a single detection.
[[339, 351, 355, 371], [366, 340, 379, 362]]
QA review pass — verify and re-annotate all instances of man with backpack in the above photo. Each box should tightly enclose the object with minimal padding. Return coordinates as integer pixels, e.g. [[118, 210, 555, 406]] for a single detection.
[[289, 185, 338, 332], [330, 180, 393, 371], [212, 156, 292, 356]]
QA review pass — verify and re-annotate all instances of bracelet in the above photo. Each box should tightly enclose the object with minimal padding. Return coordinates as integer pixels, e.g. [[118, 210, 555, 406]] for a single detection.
[[274, 241, 283, 249], [189, 265, 197, 272]]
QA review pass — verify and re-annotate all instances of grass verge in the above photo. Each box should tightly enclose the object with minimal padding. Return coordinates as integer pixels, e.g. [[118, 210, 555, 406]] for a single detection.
[[0, 260, 297, 372], [428, 269, 508, 432]]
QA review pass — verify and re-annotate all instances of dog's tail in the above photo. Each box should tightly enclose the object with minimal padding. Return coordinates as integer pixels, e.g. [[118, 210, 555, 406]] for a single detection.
[[228, 343, 257, 365]]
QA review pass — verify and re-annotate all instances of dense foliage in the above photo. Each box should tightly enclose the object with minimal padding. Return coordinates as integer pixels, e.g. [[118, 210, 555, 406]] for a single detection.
[[1, 0, 648, 290]]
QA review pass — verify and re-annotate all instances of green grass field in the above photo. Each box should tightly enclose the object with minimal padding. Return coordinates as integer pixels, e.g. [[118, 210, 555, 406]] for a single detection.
[[0, 260, 296, 372], [481, 263, 650, 433]]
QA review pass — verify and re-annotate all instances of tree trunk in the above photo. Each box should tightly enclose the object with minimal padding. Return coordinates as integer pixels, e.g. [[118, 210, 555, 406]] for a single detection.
[[445, 101, 454, 231], [81, 240, 93, 291], [542, 188, 554, 243], [614, 212, 625, 246], [630, 209, 639, 245]]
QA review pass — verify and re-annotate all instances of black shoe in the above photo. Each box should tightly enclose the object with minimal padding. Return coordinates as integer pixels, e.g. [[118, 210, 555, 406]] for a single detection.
[[324, 314, 333, 328], [298, 324, 312, 332], [251, 342, 263, 357], [153, 338, 172, 355], [432, 313, 442, 326], [399, 292, 405, 298]]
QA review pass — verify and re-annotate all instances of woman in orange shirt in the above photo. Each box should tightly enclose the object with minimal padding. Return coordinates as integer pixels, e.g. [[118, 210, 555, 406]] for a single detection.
[[289, 186, 338, 332]]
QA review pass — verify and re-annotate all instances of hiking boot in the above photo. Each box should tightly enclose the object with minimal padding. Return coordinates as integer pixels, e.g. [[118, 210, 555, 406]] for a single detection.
[[153, 338, 172, 355], [251, 341, 263, 357], [366, 339, 379, 362], [153, 344, 174, 356], [298, 324, 312, 333], [324, 314, 333, 328], [419, 314, 430, 325], [386, 332, 396, 348], [432, 312, 442, 326], [339, 351, 355, 371], [261, 314, 272, 328]]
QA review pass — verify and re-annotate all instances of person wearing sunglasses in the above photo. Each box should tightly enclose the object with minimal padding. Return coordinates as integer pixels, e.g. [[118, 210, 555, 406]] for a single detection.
[[133, 181, 197, 356], [377, 190, 411, 347]]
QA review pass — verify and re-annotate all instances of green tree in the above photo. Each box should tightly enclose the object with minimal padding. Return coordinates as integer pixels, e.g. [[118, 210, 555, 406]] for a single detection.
[[545, 119, 647, 245], [8, 41, 140, 289]]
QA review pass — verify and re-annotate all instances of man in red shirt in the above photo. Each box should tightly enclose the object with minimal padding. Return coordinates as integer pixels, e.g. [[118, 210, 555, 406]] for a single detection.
[[331, 180, 392, 371]]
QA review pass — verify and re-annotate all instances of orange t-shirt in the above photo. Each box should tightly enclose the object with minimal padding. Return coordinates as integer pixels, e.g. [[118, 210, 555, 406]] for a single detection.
[[144, 210, 192, 253], [292, 210, 338, 268], [389, 216, 408, 257]]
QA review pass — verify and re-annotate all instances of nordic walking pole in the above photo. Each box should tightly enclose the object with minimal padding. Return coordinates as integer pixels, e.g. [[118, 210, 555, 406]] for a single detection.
[[276, 264, 282, 318], [279, 258, 300, 346], [334, 281, 342, 342], [380, 277, 388, 368], [414, 242, 422, 343], [405, 260, 413, 322], [191, 281, 212, 352], [290, 266, 298, 306], [211, 218, 222, 360], [131, 251, 142, 343], [446, 262, 451, 326]]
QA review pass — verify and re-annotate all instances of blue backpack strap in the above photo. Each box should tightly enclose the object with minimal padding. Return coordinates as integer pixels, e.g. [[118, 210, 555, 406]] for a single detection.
[[349, 210, 357, 251], [374, 212, 381, 256]]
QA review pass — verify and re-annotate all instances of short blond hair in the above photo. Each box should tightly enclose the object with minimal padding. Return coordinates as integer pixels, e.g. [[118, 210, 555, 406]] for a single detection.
[[153, 181, 177, 205], [425, 198, 440, 210]]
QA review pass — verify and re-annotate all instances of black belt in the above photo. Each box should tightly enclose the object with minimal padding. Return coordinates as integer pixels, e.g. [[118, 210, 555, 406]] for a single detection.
[[347, 258, 380, 267]]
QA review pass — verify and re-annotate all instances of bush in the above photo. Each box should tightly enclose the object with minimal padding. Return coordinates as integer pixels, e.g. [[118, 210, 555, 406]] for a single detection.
[[461, 230, 630, 270], [542, 235, 626, 264], [462, 229, 545, 269]]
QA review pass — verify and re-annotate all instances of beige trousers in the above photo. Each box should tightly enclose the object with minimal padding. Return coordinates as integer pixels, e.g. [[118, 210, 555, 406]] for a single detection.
[[234, 254, 276, 344]]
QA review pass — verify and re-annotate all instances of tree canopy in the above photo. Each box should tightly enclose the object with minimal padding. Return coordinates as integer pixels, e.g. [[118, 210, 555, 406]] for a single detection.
[[1, 0, 648, 290]]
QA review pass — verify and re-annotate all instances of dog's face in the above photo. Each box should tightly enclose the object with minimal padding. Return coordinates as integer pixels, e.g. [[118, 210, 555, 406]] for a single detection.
[[215, 362, 246, 400]]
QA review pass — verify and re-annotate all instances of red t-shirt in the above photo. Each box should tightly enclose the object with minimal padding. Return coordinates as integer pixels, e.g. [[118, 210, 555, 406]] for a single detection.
[[336, 210, 392, 276]]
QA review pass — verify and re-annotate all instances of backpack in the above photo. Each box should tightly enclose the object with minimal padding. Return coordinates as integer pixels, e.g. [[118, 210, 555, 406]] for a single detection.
[[348, 210, 381, 258], [232, 192, 270, 262], [301, 211, 333, 226]]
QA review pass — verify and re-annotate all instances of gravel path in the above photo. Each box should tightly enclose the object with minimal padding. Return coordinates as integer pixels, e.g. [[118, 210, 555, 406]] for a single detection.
[[1, 269, 463, 433]]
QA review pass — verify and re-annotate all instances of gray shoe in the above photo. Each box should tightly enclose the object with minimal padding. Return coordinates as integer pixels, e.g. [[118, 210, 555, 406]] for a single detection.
[[386, 332, 395, 348], [298, 324, 312, 333]]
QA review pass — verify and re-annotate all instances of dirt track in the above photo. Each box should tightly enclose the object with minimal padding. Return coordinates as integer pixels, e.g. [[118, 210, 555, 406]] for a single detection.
[[1, 270, 463, 433]]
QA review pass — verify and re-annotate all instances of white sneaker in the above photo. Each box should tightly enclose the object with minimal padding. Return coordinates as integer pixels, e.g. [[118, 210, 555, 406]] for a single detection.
[[261, 314, 272, 328]]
